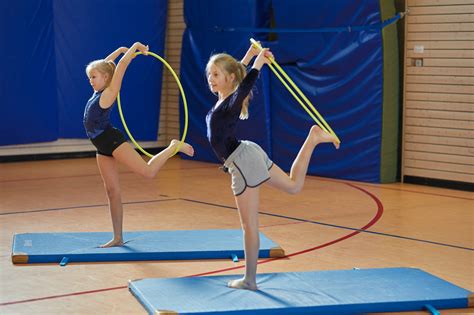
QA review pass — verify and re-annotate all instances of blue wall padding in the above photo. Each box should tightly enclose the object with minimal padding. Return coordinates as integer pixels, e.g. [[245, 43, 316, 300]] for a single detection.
[[12, 230, 282, 263], [129, 268, 472, 315], [179, 0, 391, 182], [270, 62, 382, 182], [0, 0, 59, 145], [269, 0, 382, 65], [53, 0, 167, 140], [179, 0, 272, 163], [0, 0, 167, 145], [268, 0, 383, 182], [183, 0, 271, 31]]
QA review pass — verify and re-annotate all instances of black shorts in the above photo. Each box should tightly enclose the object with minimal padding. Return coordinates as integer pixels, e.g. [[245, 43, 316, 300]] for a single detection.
[[90, 127, 127, 156]]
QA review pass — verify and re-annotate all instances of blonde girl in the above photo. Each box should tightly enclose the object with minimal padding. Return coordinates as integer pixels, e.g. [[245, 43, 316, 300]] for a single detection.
[[84, 42, 194, 247], [205, 44, 339, 290]]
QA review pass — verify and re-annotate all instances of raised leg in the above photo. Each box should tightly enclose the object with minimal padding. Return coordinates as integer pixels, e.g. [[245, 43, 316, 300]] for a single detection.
[[112, 140, 194, 179], [267, 125, 339, 194]]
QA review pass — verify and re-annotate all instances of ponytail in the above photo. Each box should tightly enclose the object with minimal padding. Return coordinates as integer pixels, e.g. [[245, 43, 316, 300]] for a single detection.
[[236, 62, 250, 120]]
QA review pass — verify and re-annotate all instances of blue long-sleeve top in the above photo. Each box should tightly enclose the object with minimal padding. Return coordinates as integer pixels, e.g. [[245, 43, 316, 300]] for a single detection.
[[205, 68, 259, 162]]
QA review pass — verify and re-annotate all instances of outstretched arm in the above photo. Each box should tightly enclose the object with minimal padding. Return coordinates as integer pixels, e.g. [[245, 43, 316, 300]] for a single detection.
[[251, 48, 273, 70], [229, 48, 273, 113], [105, 47, 128, 62], [241, 44, 260, 67], [100, 42, 149, 108]]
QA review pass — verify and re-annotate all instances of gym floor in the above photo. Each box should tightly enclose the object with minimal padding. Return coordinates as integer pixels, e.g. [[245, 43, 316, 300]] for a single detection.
[[0, 157, 472, 314]]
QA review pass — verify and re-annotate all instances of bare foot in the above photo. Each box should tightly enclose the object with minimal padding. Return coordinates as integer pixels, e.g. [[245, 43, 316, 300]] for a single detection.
[[310, 125, 340, 149], [100, 238, 124, 248], [227, 278, 257, 291], [170, 140, 194, 156]]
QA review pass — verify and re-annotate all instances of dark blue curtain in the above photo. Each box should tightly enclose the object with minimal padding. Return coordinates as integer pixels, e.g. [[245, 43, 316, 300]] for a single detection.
[[0, 0, 168, 145], [0, 0, 58, 145], [180, 0, 385, 182], [269, 0, 382, 182], [54, 0, 167, 140], [179, 0, 272, 163]]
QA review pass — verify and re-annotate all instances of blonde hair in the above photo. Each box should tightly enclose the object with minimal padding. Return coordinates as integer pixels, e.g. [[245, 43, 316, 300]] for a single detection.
[[206, 53, 251, 120], [85, 59, 116, 87]]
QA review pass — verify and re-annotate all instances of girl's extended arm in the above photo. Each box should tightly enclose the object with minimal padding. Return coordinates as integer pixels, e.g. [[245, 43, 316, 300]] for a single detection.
[[251, 48, 272, 71], [241, 44, 260, 67], [105, 47, 128, 62], [100, 42, 149, 108]]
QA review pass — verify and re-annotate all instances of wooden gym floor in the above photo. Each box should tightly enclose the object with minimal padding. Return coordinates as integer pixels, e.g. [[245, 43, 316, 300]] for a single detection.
[[0, 156, 472, 314]]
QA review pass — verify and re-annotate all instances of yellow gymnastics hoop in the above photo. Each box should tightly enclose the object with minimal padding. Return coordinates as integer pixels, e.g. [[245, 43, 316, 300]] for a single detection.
[[250, 38, 340, 144], [117, 51, 188, 158]]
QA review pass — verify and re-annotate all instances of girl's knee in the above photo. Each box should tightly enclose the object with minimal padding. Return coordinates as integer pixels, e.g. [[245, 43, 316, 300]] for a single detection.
[[140, 165, 157, 179], [104, 184, 121, 199], [287, 185, 302, 195], [142, 169, 155, 179]]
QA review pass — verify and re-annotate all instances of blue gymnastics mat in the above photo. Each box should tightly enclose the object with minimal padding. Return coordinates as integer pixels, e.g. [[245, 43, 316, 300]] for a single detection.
[[11, 229, 284, 264], [129, 268, 473, 315]]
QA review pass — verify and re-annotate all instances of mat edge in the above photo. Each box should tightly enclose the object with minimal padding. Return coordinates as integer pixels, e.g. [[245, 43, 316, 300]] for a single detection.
[[269, 246, 285, 257], [12, 252, 29, 264]]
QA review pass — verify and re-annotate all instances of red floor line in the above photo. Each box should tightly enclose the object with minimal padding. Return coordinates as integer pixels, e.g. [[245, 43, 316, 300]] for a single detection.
[[0, 286, 127, 307], [188, 182, 384, 277], [0, 182, 383, 307], [309, 177, 473, 201]]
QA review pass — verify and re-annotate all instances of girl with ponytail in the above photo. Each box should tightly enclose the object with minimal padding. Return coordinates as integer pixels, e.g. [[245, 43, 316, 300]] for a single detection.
[[205, 43, 339, 290]]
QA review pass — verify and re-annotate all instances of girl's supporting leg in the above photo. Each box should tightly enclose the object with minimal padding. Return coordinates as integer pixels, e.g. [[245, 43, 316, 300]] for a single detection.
[[228, 186, 260, 290], [112, 140, 194, 179], [96, 153, 124, 247], [267, 126, 338, 194], [96, 140, 192, 247]]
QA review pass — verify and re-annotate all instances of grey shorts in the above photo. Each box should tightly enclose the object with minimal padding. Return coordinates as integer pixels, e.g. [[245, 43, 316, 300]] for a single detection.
[[223, 141, 273, 196]]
